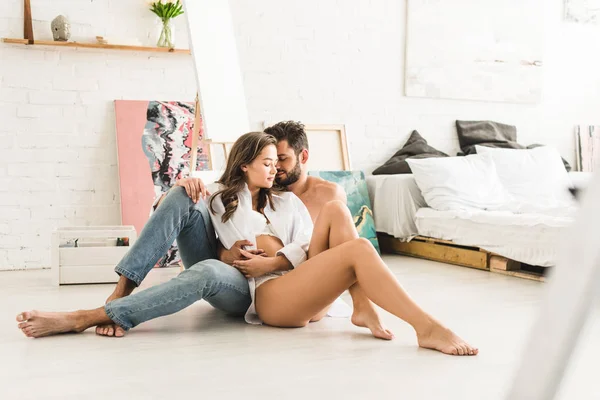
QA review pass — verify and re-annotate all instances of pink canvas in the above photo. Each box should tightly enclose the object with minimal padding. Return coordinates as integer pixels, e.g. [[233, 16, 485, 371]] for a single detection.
[[114, 100, 208, 255]]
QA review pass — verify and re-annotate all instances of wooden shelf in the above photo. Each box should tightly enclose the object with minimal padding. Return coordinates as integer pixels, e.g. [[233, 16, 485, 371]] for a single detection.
[[2, 38, 191, 54]]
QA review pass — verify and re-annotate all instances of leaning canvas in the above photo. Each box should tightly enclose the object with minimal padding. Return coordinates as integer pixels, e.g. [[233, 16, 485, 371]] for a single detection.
[[114, 100, 209, 267], [308, 171, 380, 254], [405, 0, 544, 103], [575, 125, 600, 172]]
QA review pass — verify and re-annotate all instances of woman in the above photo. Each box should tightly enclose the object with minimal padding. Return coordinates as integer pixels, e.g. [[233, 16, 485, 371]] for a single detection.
[[15, 132, 477, 356], [208, 132, 477, 356]]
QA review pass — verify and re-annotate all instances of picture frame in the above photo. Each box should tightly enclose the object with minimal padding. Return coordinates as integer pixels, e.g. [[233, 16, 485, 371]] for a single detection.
[[301, 124, 351, 171]]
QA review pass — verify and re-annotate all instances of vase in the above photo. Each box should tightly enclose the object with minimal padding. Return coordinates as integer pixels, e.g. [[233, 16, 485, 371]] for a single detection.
[[157, 18, 175, 48]]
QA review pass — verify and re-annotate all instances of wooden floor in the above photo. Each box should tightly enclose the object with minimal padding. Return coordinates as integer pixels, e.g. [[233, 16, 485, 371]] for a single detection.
[[1, 255, 598, 400]]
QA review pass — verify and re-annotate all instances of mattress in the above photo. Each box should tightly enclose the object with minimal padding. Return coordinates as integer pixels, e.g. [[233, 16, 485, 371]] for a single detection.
[[415, 208, 574, 267], [366, 175, 425, 240], [366, 172, 589, 243]]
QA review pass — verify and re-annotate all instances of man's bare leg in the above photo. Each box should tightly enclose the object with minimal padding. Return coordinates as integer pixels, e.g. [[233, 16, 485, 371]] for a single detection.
[[95, 276, 136, 337], [309, 200, 393, 340], [17, 308, 112, 338]]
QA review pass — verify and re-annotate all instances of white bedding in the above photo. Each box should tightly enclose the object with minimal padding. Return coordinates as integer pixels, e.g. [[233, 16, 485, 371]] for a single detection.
[[415, 208, 574, 267], [366, 172, 591, 263], [366, 175, 425, 240]]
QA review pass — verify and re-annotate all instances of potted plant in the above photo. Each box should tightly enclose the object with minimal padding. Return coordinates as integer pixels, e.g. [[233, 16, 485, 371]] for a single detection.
[[149, 0, 184, 48]]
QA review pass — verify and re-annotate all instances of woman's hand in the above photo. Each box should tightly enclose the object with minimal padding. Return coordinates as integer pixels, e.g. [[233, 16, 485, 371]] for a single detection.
[[233, 249, 275, 278], [173, 177, 210, 203]]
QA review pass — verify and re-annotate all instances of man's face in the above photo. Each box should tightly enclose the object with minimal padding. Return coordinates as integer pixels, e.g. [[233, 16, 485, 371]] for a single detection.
[[275, 140, 303, 186]]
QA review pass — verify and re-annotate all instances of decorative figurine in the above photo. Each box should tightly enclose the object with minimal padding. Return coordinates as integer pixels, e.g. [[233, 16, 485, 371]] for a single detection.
[[51, 15, 71, 42]]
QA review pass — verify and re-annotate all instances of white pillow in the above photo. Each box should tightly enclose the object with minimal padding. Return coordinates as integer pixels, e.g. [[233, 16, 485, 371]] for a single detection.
[[406, 153, 510, 211], [475, 146, 574, 213]]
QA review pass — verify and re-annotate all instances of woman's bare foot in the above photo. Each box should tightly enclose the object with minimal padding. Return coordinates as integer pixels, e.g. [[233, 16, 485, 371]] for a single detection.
[[351, 301, 395, 340], [95, 277, 135, 337], [416, 319, 478, 356], [16, 310, 88, 338]]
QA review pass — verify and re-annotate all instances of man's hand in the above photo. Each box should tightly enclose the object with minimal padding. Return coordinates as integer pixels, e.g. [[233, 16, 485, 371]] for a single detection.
[[219, 240, 265, 265], [174, 177, 210, 203], [233, 249, 275, 278]]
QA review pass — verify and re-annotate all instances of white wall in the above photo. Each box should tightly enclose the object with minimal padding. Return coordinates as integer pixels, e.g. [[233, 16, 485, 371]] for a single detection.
[[0, 0, 196, 270], [0, 0, 598, 269]]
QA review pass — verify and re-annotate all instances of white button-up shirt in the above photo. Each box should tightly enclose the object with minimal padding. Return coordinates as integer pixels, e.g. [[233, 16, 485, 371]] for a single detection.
[[208, 184, 313, 268]]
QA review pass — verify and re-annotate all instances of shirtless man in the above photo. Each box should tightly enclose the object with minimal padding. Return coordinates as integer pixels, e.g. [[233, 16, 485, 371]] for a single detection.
[[16, 121, 391, 341], [264, 121, 393, 340]]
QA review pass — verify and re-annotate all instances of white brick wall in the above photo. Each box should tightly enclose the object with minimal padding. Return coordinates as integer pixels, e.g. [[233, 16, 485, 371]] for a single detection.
[[1, 0, 599, 270], [0, 0, 195, 270]]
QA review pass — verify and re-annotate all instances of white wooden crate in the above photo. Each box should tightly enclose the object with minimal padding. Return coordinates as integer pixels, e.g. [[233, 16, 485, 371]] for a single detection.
[[51, 226, 137, 285]]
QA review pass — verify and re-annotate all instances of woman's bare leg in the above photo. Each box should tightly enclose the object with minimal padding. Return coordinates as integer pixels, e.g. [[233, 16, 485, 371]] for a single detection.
[[308, 200, 393, 340], [256, 238, 477, 356], [17, 308, 111, 338]]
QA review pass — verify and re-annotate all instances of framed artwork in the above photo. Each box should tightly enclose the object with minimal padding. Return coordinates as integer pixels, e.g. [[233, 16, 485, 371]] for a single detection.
[[308, 170, 380, 254], [405, 0, 544, 103], [565, 0, 600, 24], [303, 124, 350, 171], [575, 125, 600, 172]]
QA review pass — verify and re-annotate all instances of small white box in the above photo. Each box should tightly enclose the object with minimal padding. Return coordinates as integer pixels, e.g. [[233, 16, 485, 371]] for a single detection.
[[52, 226, 137, 286]]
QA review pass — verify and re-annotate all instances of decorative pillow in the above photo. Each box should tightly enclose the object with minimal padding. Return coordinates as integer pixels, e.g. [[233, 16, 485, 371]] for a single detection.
[[372, 130, 448, 175], [406, 153, 511, 211], [475, 146, 574, 213], [456, 120, 518, 151], [308, 170, 380, 253], [456, 119, 571, 171]]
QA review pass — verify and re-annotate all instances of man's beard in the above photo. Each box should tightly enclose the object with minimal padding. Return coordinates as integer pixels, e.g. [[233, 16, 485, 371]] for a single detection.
[[275, 162, 302, 187]]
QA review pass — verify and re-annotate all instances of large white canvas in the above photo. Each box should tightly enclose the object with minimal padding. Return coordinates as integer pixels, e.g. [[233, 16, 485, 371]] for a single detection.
[[181, 0, 249, 142], [565, 0, 600, 24], [405, 0, 544, 103]]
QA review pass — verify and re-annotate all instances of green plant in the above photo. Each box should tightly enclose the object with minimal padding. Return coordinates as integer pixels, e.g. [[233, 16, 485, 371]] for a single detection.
[[149, 0, 184, 22]]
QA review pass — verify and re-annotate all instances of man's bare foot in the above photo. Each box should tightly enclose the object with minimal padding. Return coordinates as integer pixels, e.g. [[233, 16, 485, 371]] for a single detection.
[[416, 319, 478, 356], [16, 310, 88, 338], [95, 278, 135, 338], [351, 302, 395, 340]]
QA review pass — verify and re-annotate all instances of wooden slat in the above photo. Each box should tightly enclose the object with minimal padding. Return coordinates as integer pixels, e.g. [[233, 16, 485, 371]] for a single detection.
[[3, 38, 28, 45], [489, 255, 521, 271], [489, 255, 545, 281], [1, 38, 191, 54], [379, 235, 488, 270], [490, 268, 545, 282], [24, 0, 34, 43]]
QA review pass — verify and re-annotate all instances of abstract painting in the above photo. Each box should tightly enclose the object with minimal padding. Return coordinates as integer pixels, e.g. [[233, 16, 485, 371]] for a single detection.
[[575, 125, 600, 172], [565, 0, 600, 24], [115, 100, 208, 267], [405, 0, 544, 103], [308, 171, 380, 254]]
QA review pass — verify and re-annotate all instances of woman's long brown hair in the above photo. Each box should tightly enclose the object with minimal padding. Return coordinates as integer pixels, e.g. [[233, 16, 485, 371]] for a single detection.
[[209, 132, 278, 223]]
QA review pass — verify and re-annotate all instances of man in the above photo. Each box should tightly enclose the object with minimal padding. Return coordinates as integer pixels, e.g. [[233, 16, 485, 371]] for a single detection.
[[17, 122, 390, 340]]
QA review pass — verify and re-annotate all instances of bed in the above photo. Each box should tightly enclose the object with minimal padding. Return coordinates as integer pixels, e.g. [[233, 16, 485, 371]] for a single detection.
[[367, 172, 590, 278]]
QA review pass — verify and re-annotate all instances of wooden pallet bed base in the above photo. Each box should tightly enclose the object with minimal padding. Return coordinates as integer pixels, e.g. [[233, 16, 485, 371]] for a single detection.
[[378, 234, 545, 282]]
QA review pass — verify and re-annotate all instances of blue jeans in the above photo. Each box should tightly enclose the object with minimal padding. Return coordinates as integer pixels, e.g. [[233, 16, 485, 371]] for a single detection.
[[104, 187, 251, 331]]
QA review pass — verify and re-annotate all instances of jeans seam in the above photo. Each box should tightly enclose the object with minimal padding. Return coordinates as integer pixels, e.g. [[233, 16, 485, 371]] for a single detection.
[[144, 207, 192, 272], [115, 281, 248, 319], [117, 205, 193, 285], [114, 266, 143, 286]]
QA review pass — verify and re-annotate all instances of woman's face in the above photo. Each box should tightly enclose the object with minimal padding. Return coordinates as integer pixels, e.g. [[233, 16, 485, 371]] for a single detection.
[[243, 144, 277, 189]]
